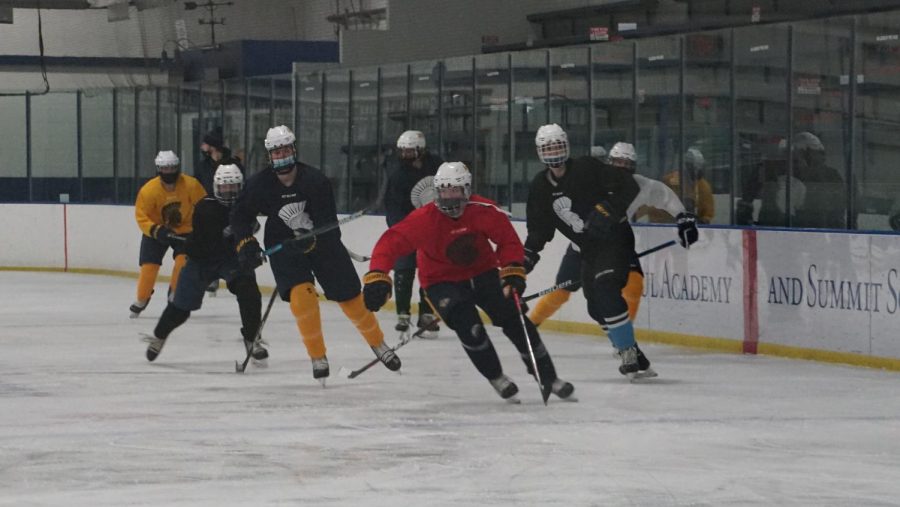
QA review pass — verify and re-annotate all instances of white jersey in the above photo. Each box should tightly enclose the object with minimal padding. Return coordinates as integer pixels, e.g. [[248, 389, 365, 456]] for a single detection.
[[627, 174, 686, 220], [571, 173, 686, 253]]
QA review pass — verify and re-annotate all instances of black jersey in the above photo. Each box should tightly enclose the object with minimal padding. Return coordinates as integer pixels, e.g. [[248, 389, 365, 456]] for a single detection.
[[230, 162, 342, 251], [383, 152, 443, 226], [524, 156, 639, 254], [183, 197, 235, 262]]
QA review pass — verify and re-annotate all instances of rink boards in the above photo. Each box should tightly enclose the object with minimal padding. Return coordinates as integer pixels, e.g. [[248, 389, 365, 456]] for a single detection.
[[2, 203, 898, 367]]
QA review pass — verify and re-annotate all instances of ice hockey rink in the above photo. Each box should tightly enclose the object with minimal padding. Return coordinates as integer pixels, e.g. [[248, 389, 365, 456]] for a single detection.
[[1, 271, 899, 506]]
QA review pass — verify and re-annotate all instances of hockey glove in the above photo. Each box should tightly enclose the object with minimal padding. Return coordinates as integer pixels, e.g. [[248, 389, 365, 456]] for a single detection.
[[150, 225, 174, 246], [362, 270, 392, 312], [286, 228, 317, 254], [236, 237, 264, 271], [676, 212, 699, 248], [586, 201, 621, 239], [499, 264, 527, 298], [523, 248, 540, 275], [890, 212, 900, 232]]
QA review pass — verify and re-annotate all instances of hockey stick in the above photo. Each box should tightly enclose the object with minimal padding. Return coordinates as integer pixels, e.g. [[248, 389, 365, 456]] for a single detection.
[[521, 239, 678, 302], [512, 290, 551, 405], [522, 279, 576, 303], [346, 248, 371, 263], [263, 208, 369, 257], [344, 315, 443, 379], [235, 289, 278, 373]]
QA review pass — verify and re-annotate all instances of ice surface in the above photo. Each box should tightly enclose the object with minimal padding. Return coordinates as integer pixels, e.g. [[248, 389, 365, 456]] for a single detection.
[[1, 271, 899, 506]]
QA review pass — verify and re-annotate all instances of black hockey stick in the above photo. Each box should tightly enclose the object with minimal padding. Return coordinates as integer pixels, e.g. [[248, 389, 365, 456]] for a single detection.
[[521, 239, 677, 302], [235, 289, 278, 373], [344, 315, 443, 379], [263, 208, 369, 257], [522, 279, 576, 303], [512, 289, 551, 405]]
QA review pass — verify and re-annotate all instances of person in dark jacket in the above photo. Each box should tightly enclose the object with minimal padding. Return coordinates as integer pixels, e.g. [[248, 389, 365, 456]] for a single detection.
[[196, 128, 245, 296], [141, 164, 267, 365], [230, 125, 400, 385], [383, 130, 444, 337]]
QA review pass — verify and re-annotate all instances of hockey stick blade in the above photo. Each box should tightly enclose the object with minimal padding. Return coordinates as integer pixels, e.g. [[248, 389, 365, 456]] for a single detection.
[[346, 317, 442, 379], [346, 248, 371, 263], [236, 289, 278, 373]]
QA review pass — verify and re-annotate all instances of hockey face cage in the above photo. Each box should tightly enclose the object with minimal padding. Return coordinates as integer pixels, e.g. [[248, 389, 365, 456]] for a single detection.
[[435, 186, 469, 219], [214, 182, 241, 206], [537, 138, 569, 167]]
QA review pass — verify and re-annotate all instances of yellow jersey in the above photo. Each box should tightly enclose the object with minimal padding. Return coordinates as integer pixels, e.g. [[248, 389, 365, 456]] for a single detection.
[[135, 174, 207, 236]]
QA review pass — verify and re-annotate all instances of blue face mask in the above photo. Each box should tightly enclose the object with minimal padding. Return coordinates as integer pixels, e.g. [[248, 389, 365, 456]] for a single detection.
[[272, 152, 296, 173]]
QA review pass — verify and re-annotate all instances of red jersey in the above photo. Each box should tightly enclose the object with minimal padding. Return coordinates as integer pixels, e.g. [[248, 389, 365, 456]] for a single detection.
[[369, 195, 524, 288]]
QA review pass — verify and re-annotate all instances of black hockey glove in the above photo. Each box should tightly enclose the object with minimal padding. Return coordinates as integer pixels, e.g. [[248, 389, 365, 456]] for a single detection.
[[150, 225, 174, 246], [286, 228, 317, 254], [523, 248, 540, 274], [676, 212, 699, 248], [236, 237, 264, 271], [362, 270, 392, 312], [499, 264, 527, 299], [890, 212, 900, 232], [586, 201, 621, 239]]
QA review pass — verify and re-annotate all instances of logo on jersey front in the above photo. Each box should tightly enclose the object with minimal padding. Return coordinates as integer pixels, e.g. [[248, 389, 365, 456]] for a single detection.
[[552, 196, 584, 233], [445, 233, 478, 266], [161, 201, 183, 228], [410, 176, 436, 208], [278, 201, 314, 231]]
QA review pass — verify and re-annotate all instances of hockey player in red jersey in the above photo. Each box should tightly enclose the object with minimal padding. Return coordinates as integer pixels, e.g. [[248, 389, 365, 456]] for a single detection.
[[362, 161, 574, 402]]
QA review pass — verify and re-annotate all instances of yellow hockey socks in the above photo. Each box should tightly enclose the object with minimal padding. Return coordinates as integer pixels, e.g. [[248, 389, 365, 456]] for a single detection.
[[623, 271, 644, 322], [338, 293, 384, 347], [136, 263, 161, 302], [528, 288, 571, 326], [290, 283, 326, 359]]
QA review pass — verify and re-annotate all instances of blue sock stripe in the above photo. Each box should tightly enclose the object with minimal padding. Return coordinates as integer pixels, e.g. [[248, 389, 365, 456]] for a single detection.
[[607, 320, 636, 350]]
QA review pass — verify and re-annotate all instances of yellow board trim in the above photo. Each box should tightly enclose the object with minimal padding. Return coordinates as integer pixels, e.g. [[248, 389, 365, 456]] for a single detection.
[[3, 267, 899, 372]]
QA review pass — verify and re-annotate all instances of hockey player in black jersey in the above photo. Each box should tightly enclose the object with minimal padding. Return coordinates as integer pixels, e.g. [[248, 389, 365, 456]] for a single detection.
[[230, 125, 400, 385], [142, 164, 267, 364], [524, 124, 678, 378], [383, 130, 443, 337]]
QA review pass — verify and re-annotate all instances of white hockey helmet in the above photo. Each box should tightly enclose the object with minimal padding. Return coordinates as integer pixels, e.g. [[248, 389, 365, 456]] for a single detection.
[[607, 141, 637, 173], [793, 131, 824, 152], [433, 161, 472, 218], [265, 125, 297, 173], [397, 130, 426, 150], [534, 123, 569, 167], [590, 145, 607, 159], [213, 164, 243, 206], [685, 147, 705, 170], [264, 125, 296, 150], [154, 150, 179, 169]]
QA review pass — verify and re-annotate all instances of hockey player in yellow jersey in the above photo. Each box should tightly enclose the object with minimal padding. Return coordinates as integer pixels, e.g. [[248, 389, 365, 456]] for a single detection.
[[130, 150, 207, 318]]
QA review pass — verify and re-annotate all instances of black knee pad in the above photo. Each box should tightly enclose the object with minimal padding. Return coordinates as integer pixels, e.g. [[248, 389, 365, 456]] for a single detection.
[[585, 277, 628, 322]]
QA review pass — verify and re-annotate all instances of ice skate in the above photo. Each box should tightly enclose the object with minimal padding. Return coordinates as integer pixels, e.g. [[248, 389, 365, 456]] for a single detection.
[[246, 338, 269, 368], [489, 374, 520, 404], [416, 313, 440, 339], [394, 314, 411, 332], [141, 333, 166, 362], [634, 344, 657, 379], [129, 299, 150, 319], [618, 346, 640, 379], [205, 280, 219, 298], [372, 341, 402, 371], [312, 356, 329, 386], [551, 378, 577, 402]]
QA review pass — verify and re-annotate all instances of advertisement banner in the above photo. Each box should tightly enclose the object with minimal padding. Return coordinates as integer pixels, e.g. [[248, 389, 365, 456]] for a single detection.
[[637, 226, 744, 340], [757, 230, 872, 354]]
